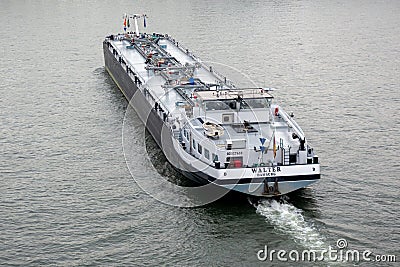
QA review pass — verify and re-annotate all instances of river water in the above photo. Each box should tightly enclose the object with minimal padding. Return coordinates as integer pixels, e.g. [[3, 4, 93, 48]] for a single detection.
[[0, 0, 399, 266]]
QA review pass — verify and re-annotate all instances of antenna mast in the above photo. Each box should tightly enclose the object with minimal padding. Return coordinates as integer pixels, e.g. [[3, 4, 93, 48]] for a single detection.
[[127, 14, 147, 37]]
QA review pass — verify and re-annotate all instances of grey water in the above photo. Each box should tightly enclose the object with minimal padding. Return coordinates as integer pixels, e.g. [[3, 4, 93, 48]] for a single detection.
[[0, 0, 399, 266]]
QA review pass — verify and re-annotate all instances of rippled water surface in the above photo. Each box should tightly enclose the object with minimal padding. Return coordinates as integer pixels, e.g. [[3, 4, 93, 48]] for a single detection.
[[1, 0, 399, 266]]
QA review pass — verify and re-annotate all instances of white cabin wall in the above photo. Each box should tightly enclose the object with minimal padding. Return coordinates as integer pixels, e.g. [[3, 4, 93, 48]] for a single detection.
[[236, 110, 270, 123], [194, 109, 270, 124]]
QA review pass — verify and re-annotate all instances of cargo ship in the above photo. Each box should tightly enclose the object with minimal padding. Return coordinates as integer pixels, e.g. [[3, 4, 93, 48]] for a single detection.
[[103, 14, 320, 197]]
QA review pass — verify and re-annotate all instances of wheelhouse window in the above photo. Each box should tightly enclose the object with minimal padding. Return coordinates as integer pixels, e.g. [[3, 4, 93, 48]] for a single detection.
[[205, 100, 236, 111], [204, 98, 271, 111], [192, 139, 196, 149], [240, 98, 271, 109]]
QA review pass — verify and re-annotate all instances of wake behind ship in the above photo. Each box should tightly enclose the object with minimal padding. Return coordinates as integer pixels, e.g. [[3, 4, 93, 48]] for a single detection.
[[103, 14, 320, 197]]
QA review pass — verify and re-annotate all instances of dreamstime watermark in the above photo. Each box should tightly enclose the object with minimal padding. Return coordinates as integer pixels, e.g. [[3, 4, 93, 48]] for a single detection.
[[257, 239, 397, 263]]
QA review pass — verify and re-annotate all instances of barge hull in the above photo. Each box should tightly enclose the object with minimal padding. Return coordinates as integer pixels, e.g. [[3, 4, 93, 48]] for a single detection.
[[103, 41, 164, 148]]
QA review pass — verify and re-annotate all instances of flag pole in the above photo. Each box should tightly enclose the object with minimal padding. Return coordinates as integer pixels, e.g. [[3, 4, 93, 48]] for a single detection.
[[123, 13, 127, 32]]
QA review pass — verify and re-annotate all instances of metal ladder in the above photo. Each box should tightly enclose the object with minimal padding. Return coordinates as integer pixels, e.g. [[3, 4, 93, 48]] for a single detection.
[[280, 139, 290, 166], [283, 148, 290, 166]]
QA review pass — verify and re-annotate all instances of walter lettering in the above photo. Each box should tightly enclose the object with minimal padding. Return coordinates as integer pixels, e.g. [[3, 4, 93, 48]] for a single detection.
[[252, 167, 281, 177]]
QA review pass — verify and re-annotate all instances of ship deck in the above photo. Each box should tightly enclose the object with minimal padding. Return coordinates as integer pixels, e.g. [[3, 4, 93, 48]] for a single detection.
[[107, 33, 302, 155], [191, 118, 294, 149], [158, 39, 222, 84], [110, 37, 228, 114]]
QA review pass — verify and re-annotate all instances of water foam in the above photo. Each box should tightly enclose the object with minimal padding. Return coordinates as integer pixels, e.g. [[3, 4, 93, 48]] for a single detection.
[[254, 198, 325, 250]]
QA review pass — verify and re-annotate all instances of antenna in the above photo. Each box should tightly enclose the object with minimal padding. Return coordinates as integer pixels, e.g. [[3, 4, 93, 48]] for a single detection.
[[125, 13, 148, 37]]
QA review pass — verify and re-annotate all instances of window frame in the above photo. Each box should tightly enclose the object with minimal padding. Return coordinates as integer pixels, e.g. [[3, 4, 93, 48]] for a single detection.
[[204, 148, 210, 160]]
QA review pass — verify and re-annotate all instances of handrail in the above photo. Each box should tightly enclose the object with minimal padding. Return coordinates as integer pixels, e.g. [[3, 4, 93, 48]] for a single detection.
[[165, 35, 235, 89], [278, 108, 305, 139], [108, 40, 146, 85]]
